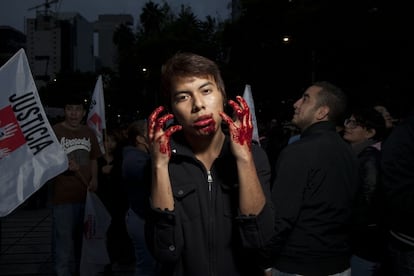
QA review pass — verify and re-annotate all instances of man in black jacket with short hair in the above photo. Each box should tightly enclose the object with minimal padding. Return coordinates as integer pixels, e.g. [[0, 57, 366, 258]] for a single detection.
[[264, 81, 359, 276]]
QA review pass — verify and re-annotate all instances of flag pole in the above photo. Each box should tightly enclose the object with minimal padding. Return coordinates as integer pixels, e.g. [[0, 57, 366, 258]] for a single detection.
[[104, 128, 109, 162]]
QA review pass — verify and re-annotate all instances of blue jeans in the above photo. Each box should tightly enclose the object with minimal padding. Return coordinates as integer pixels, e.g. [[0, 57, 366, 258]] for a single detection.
[[388, 239, 414, 276], [271, 268, 351, 276], [52, 203, 85, 276], [350, 255, 380, 276], [125, 208, 157, 276]]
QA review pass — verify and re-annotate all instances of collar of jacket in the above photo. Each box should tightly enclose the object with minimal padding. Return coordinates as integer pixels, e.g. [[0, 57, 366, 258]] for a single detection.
[[300, 121, 336, 138], [169, 133, 239, 190], [352, 139, 376, 156], [170, 131, 231, 159]]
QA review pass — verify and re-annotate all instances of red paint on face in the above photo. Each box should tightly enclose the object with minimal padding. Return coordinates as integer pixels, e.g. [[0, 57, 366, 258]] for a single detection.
[[192, 115, 216, 134], [201, 123, 216, 134]]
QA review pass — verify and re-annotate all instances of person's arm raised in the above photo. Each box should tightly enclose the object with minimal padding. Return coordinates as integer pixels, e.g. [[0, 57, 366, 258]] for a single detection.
[[220, 96, 266, 215], [148, 106, 182, 211]]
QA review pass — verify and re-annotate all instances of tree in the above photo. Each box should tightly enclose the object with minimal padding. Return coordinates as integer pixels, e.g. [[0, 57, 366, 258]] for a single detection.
[[111, 1, 227, 118]]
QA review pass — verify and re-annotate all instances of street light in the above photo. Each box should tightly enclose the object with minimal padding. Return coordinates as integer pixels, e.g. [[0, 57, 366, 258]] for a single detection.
[[282, 35, 291, 44]]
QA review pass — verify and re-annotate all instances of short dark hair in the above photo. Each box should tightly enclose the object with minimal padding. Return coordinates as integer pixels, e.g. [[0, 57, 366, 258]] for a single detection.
[[352, 107, 386, 141], [63, 94, 86, 108], [160, 52, 226, 110], [313, 81, 347, 125], [127, 120, 147, 146]]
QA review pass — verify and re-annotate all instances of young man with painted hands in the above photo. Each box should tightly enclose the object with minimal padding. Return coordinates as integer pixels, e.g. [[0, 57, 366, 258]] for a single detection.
[[145, 52, 274, 276]]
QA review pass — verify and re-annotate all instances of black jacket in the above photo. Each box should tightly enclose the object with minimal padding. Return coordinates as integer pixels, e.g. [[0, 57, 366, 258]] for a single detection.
[[266, 121, 359, 275], [350, 141, 386, 262], [145, 134, 274, 276], [122, 145, 151, 218], [381, 114, 414, 247]]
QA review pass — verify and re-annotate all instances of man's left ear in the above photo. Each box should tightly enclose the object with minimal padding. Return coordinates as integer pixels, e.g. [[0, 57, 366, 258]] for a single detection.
[[366, 128, 376, 139], [316, 106, 329, 120]]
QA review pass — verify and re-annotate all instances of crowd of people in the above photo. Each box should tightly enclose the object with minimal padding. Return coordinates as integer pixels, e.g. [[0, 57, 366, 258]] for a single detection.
[[35, 52, 413, 276]]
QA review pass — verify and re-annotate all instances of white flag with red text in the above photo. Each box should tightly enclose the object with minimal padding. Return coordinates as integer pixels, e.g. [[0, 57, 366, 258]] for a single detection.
[[86, 75, 106, 154], [243, 84, 260, 145], [0, 49, 68, 217]]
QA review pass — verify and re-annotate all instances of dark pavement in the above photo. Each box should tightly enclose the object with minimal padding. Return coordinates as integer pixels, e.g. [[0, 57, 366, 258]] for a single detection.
[[0, 204, 135, 276], [0, 206, 54, 276]]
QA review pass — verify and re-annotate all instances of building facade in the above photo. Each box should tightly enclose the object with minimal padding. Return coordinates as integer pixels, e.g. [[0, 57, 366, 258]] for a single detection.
[[25, 11, 94, 86], [93, 14, 133, 71]]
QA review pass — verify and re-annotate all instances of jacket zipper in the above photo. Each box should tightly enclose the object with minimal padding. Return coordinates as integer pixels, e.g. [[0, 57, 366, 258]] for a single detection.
[[207, 170, 213, 200], [207, 170, 216, 275]]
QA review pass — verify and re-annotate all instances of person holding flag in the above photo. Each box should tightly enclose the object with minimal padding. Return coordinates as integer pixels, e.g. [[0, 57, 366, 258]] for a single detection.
[[50, 94, 102, 276]]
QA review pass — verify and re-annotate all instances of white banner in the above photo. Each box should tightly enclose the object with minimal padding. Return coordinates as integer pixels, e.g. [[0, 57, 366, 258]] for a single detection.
[[80, 191, 111, 275], [242, 84, 260, 145], [0, 49, 68, 217], [87, 75, 106, 154]]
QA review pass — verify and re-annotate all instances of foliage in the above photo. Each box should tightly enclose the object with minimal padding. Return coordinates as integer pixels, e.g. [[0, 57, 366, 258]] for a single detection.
[[110, 1, 227, 120], [40, 0, 413, 124]]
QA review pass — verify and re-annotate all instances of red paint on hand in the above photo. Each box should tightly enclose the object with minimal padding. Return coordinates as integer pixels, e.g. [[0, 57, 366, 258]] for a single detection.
[[148, 106, 182, 157], [223, 96, 253, 151]]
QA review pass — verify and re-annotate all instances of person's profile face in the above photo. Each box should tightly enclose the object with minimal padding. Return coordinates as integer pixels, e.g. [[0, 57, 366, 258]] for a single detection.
[[343, 115, 373, 144], [170, 75, 224, 138], [291, 86, 320, 130]]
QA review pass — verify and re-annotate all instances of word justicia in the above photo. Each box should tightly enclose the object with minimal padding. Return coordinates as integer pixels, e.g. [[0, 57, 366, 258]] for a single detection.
[[9, 92, 53, 155]]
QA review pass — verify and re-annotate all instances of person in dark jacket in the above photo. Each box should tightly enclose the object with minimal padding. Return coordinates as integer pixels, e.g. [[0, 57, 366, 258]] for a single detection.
[[123, 120, 157, 276], [96, 129, 133, 273], [145, 52, 274, 276], [342, 107, 387, 275], [381, 111, 414, 276], [264, 81, 359, 276]]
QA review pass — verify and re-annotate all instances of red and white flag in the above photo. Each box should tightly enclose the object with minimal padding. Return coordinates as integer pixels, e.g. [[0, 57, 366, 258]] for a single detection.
[[242, 84, 260, 145], [86, 75, 106, 154], [0, 49, 68, 217]]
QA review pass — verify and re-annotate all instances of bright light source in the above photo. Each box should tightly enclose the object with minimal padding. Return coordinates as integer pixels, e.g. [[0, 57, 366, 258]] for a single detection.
[[282, 36, 290, 43]]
